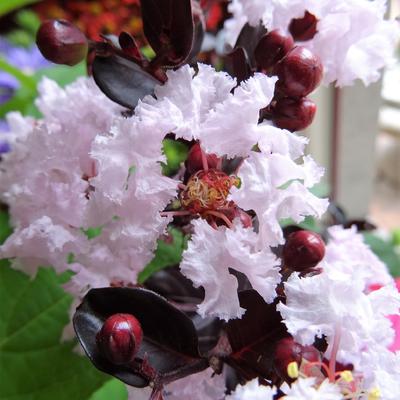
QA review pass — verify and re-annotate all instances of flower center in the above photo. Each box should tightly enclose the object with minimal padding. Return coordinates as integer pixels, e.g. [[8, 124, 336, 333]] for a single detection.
[[180, 169, 240, 215]]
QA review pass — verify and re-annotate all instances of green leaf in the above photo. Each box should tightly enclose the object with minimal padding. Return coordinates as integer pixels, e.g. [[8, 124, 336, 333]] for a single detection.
[[363, 232, 400, 277], [88, 379, 128, 400], [0, 0, 39, 16], [82, 226, 103, 240], [0, 266, 111, 400], [0, 58, 37, 91], [15, 10, 41, 34], [0, 210, 13, 245], [161, 138, 189, 176], [138, 228, 187, 283], [393, 229, 400, 247], [279, 216, 321, 233], [34, 62, 86, 87]]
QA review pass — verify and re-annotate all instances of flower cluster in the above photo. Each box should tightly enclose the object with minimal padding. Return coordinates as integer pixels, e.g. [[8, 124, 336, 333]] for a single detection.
[[224, 0, 400, 86]]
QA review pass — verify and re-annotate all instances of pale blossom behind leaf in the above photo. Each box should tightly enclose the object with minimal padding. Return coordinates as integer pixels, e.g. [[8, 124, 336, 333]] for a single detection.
[[281, 377, 342, 400], [226, 379, 277, 400], [224, 0, 399, 86], [180, 219, 281, 320]]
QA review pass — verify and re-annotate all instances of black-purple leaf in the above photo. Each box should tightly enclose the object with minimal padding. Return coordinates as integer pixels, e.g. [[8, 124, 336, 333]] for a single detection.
[[225, 290, 287, 379], [225, 47, 251, 83], [145, 268, 222, 355], [141, 0, 194, 66], [145, 267, 204, 304], [73, 287, 204, 387], [187, 16, 205, 63], [119, 32, 144, 62], [234, 23, 267, 67], [92, 54, 159, 109]]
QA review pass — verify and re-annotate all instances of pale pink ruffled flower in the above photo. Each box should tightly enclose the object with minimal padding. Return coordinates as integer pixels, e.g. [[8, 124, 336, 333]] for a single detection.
[[277, 271, 400, 368], [230, 143, 328, 249], [0, 77, 176, 302], [180, 219, 280, 320], [324, 225, 392, 289], [226, 379, 276, 400], [281, 377, 342, 400], [224, 0, 399, 86], [165, 368, 226, 400], [139, 63, 277, 158]]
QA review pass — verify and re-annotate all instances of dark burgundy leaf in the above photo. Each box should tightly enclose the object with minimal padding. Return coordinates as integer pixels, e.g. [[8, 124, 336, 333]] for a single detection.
[[144, 268, 222, 356], [141, 0, 194, 66], [92, 54, 159, 109], [191, 313, 223, 355], [326, 202, 347, 226], [289, 11, 318, 42], [73, 287, 204, 387], [343, 219, 376, 232], [144, 267, 204, 304], [234, 22, 267, 67], [225, 290, 287, 379], [119, 31, 144, 62], [225, 47, 251, 83], [187, 16, 205, 63]]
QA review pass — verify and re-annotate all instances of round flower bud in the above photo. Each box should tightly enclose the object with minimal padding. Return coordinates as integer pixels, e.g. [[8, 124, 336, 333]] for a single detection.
[[282, 230, 325, 271], [254, 29, 294, 70], [274, 337, 320, 381], [289, 11, 318, 42], [276, 46, 323, 98], [272, 97, 316, 132], [36, 20, 88, 66], [185, 143, 220, 175], [96, 313, 143, 365]]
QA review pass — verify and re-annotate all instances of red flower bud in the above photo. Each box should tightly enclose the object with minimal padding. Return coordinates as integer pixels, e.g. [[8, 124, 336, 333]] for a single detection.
[[36, 20, 88, 66], [276, 46, 323, 98], [283, 230, 325, 271], [186, 143, 220, 175], [289, 11, 318, 42], [274, 337, 320, 381], [96, 313, 143, 365], [272, 97, 316, 132], [254, 29, 294, 70]]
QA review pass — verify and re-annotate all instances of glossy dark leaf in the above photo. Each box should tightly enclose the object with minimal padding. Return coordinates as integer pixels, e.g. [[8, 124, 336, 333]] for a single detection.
[[74, 287, 204, 388], [144, 266, 204, 304], [191, 313, 223, 355], [234, 23, 267, 67], [119, 32, 144, 62], [187, 14, 205, 63], [141, 0, 194, 66], [144, 268, 222, 355], [225, 290, 287, 379], [92, 55, 159, 109], [225, 47, 251, 83]]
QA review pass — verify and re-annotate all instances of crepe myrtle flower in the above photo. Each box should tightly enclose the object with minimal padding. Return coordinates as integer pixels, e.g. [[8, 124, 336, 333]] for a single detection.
[[224, 0, 399, 86], [140, 64, 328, 320]]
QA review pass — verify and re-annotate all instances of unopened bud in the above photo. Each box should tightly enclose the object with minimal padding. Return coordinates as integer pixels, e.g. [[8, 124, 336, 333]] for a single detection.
[[96, 313, 143, 365], [36, 19, 88, 66], [283, 230, 325, 272], [186, 143, 220, 175]]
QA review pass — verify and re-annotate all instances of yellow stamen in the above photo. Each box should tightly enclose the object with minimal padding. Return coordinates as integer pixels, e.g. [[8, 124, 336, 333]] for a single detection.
[[340, 370, 354, 383], [368, 388, 381, 400], [287, 361, 299, 379]]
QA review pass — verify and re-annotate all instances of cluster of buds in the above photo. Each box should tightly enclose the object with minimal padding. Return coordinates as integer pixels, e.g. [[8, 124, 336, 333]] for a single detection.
[[228, 12, 323, 132]]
